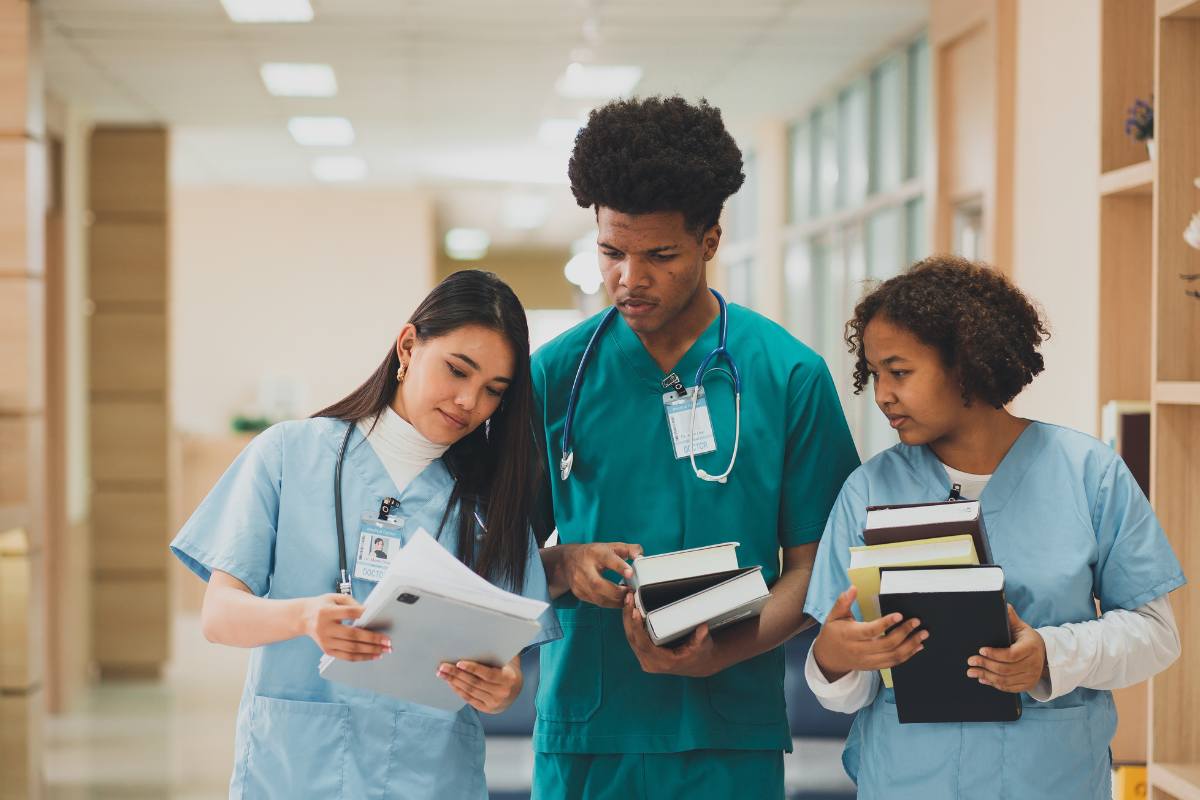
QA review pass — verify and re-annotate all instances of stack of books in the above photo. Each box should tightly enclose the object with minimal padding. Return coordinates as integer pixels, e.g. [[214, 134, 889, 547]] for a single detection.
[[850, 499, 1020, 724], [628, 542, 770, 646]]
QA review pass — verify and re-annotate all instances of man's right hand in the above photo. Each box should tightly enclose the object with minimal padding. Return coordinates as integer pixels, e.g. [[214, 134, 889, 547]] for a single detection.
[[553, 542, 644, 607], [811, 585, 927, 682]]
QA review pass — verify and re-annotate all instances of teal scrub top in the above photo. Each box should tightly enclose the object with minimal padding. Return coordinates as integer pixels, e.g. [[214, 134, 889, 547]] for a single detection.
[[170, 418, 561, 800], [804, 421, 1186, 800], [531, 303, 860, 754]]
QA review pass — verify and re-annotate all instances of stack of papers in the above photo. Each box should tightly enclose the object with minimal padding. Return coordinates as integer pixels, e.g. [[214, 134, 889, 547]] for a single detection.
[[319, 529, 547, 711]]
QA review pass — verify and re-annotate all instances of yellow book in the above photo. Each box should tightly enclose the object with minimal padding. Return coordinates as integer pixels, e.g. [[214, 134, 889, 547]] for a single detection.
[[846, 534, 979, 688], [1111, 765, 1146, 800]]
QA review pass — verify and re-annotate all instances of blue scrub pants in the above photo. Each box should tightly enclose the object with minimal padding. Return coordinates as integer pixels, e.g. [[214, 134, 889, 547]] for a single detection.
[[531, 749, 784, 800]]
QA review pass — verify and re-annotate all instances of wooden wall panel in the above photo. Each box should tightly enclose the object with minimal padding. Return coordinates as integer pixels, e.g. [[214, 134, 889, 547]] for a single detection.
[[93, 576, 168, 669], [90, 400, 167, 485], [0, 275, 45, 412], [93, 491, 167, 572], [89, 222, 167, 304], [1099, 195, 1154, 406], [89, 312, 167, 395], [0, 1, 30, 138], [0, 690, 42, 800], [88, 128, 166, 216]]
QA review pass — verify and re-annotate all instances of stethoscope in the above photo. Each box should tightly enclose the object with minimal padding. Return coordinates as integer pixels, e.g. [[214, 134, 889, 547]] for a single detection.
[[332, 420, 486, 596], [559, 288, 742, 485]]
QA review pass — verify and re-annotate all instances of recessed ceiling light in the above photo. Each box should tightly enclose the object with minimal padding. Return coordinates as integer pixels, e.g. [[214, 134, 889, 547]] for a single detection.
[[261, 63, 338, 97], [311, 156, 367, 182], [555, 63, 642, 99], [220, 0, 313, 23], [445, 228, 490, 261], [288, 116, 355, 147]]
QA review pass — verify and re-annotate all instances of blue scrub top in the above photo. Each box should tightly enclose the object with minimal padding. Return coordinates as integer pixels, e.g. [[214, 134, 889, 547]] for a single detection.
[[531, 304, 861, 755], [171, 417, 561, 800], [805, 421, 1186, 800]]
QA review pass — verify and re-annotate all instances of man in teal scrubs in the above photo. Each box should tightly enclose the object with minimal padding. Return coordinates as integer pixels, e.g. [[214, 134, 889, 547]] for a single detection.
[[532, 96, 860, 799]]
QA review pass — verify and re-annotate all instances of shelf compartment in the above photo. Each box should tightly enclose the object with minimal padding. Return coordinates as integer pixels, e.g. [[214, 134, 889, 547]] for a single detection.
[[1150, 762, 1200, 800]]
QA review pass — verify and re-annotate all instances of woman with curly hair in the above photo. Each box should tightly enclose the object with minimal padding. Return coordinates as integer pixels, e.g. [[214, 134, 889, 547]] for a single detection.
[[802, 256, 1185, 799]]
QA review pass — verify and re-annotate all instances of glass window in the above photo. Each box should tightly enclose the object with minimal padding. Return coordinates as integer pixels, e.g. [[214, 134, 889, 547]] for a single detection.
[[783, 241, 819, 348], [726, 152, 758, 244], [838, 82, 869, 209], [814, 106, 839, 217], [867, 205, 904, 280], [870, 55, 904, 194], [724, 257, 755, 307], [907, 36, 930, 181], [905, 196, 926, 264], [787, 119, 813, 224]]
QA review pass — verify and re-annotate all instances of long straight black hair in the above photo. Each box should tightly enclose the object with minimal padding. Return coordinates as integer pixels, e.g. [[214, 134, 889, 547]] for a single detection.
[[314, 270, 540, 589]]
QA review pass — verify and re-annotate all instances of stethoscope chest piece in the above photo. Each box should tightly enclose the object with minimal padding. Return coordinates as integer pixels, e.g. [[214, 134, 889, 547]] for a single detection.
[[560, 450, 574, 481]]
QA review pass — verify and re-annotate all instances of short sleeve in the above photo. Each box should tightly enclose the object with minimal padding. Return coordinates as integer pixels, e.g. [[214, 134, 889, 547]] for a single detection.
[[803, 473, 868, 625], [780, 361, 861, 547], [1093, 454, 1187, 612], [169, 425, 284, 597], [518, 528, 563, 650]]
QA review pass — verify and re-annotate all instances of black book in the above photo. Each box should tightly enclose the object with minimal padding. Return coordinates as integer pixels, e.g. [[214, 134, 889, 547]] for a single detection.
[[877, 565, 1022, 724]]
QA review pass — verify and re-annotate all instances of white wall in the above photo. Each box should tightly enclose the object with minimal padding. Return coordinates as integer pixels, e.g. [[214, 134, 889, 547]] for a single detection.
[[170, 186, 435, 434], [1009, 0, 1101, 435]]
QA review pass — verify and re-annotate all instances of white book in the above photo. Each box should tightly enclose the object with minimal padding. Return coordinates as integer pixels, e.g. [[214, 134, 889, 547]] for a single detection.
[[865, 499, 981, 530], [319, 529, 547, 711], [879, 564, 1005, 594], [629, 542, 741, 589], [640, 566, 770, 646]]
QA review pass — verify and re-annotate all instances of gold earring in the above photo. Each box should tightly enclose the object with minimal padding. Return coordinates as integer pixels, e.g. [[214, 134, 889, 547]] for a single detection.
[[396, 362, 407, 382]]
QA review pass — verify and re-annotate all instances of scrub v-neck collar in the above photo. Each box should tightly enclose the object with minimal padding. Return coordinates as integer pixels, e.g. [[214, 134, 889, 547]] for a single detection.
[[321, 417, 454, 513], [904, 419, 1042, 517], [608, 305, 723, 394]]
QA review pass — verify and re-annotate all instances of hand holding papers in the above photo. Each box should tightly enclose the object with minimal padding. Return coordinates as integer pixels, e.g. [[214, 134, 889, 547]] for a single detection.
[[319, 529, 548, 711]]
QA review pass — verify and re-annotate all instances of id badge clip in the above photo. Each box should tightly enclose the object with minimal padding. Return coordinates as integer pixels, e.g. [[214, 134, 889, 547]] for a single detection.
[[354, 500, 405, 583]]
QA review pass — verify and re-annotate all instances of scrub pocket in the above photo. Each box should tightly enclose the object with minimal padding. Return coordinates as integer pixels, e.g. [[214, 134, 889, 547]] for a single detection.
[[1002, 705, 1105, 798], [706, 647, 786, 725], [242, 695, 349, 800], [388, 709, 487, 799], [535, 607, 603, 723], [856, 700, 962, 798]]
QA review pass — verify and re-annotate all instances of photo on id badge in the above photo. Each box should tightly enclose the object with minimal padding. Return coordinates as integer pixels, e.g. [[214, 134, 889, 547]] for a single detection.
[[355, 515, 403, 583]]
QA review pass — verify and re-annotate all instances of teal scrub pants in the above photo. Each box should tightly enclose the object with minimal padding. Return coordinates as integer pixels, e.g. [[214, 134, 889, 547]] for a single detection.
[[531, 750, 784, 800]]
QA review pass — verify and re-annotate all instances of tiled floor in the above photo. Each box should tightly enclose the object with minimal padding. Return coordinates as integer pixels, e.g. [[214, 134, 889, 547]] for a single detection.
[[44, 615, 854, 799]]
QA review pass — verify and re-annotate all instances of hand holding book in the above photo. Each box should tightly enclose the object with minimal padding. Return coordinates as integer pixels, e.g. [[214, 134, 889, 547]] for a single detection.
[[622, 592, 717, 678], [965, 604, 1048, 693], [812, 585, 927, 683]]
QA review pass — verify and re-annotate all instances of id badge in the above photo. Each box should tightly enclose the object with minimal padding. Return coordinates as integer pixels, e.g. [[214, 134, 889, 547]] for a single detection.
[[662, 386, 717, 460], [354, 512, 405, 583]]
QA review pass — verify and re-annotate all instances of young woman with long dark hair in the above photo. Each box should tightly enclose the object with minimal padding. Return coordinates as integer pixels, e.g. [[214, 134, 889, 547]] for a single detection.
[[171, 269, 560, 800]]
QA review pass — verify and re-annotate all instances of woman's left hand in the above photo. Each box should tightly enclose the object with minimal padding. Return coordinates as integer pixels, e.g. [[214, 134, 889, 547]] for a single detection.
[[437, 655, 523, 714], [966, 604, 1048, 693]]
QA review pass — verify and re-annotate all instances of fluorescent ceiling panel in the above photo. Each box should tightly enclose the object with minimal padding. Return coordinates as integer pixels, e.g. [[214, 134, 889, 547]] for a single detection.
[[261, 63, 338, 97], [221, 0, 314, 23], [288, 116, 356, 146], [555, 63, 642, 99]]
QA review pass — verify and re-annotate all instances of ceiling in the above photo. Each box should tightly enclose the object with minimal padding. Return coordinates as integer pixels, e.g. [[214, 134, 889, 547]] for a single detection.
[[38, 0, 927, 248]]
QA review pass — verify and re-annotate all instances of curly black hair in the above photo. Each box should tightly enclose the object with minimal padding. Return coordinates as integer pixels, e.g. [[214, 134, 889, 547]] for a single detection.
[[567, 96, 745, 235], [845, 255, 1051, 408]]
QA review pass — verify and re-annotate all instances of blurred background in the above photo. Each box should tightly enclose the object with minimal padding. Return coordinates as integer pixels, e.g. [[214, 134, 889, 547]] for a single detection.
[[2, 0, 1198, 798]]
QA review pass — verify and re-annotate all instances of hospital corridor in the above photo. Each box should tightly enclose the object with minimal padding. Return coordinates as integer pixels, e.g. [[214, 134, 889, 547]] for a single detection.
[[2, 1, 1199, 799]]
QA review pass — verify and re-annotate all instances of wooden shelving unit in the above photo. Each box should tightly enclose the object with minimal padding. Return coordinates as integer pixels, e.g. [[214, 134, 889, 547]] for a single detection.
[[1147, 0, 1200, 797]]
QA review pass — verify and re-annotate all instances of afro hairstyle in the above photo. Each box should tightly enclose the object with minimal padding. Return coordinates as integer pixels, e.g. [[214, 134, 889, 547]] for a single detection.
[[567, 96, 745, 235], [845, 255, 1051, 408]]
